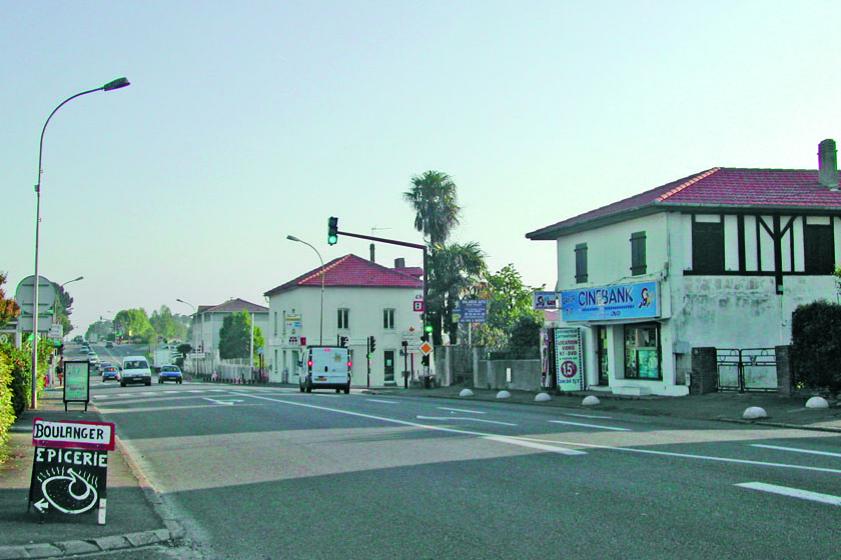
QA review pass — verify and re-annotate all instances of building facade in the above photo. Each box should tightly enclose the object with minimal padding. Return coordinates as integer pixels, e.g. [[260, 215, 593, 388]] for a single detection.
[[191, 298, 269, 362], [528, 140, 841, 396], [264, 254, 424, 387]]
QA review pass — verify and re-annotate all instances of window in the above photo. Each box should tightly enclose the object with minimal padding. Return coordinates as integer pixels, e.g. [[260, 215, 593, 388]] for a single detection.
[[624, 323, 661, 380], [383, 308, 395, 329], [273, 312, 278, 337], [337, 308, 350, 329], [630, 232, 647, 275], [692, 220, 725, 273], [804, 223, 835, 274], [575, 243, 588, 283]]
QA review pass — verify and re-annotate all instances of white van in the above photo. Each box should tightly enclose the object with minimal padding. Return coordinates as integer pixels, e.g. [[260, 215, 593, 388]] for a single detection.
[[121, 355, 152, 387], [300, 346, 351, 394]]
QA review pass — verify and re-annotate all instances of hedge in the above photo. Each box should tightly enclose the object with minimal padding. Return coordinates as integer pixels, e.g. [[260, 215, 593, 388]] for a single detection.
[[0, 341, 47, 465], [790, 301, 841, 392], [0, 352, 12, 463]]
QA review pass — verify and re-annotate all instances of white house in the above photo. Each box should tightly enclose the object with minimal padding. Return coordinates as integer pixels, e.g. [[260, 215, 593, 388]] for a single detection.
[[191, 298, 269, 362], [264, 254, 425, 387], [527, 139, 841, 397]]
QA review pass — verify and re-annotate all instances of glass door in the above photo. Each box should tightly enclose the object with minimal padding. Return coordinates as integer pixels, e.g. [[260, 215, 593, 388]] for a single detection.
[[384, 350, 395, 385], [623, 323, 661, 380], [597, 327, 609, 386]]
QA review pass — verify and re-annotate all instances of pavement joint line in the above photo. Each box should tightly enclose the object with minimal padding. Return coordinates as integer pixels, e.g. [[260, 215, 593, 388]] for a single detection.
[[750, 443, 841, 458], [716, 418, 841, 434], [548, 419, 630, 432], [416, 415, 518, 426], [227, 390, 841, 476], [736, 482, 841, 506], [437, 406, 486, 414]]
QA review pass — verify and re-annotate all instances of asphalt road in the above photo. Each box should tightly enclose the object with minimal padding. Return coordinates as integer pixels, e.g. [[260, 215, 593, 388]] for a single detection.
[[86, 381, 841, 560]]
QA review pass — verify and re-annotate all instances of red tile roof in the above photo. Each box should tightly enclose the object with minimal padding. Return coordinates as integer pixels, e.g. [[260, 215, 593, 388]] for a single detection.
[[202, 298, 268, 314], [527, 168, 841, 239], [264, 254, 423, 297]]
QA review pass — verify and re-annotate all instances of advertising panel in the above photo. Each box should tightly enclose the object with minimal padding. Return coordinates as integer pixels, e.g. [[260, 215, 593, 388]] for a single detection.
[[561, 281, 659, 322], [554, 327, 583, 392], [63, 360, 90, 410]]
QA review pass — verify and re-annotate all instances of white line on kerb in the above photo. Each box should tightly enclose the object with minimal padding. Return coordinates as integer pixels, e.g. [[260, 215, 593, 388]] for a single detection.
[[366, 399, 399, 404], [751, 444, 841, 459], [437, 407, 486, 415], [736, 482, 841, 506], [227, 392, 582, 456], [549, 420, 630, 432], [226, 391, 841, 475], [417, 415, 518, 427], [563, 412, 614, 420]]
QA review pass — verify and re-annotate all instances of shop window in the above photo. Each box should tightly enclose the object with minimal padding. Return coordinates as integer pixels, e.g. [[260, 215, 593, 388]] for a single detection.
[[804, 224, 835, 274], [630, 232, 647, 275], [624, 323, 661, 380], [692, 220, 725, 273], [575, 243, 588, 283]]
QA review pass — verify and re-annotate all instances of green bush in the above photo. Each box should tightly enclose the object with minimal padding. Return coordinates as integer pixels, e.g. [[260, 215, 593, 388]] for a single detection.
[[0, 352, 13, 463], [790, 301, 841, 392]]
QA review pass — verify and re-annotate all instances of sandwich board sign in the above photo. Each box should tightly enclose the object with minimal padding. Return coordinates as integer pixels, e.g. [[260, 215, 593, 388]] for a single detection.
[[29, 418, 115, 525], [63, 360, 90, 412]]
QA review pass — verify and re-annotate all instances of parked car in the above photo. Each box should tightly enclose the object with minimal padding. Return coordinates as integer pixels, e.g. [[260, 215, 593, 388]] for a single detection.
[[158, 364, 183, 384], [121, 356, 152, 387], [101, 366, 119, 382], [106, 341, 114, 348]]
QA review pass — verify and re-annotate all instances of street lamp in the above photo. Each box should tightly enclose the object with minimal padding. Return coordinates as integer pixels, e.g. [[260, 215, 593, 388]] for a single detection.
[[53, 275, 84, 329], [176, 299, 198, 375], [30, 77, 130, 409], [286, 235, 325, 345]]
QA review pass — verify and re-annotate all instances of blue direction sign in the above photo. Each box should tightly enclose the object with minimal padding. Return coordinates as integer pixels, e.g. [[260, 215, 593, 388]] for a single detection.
[[455, 300, 488, 323]]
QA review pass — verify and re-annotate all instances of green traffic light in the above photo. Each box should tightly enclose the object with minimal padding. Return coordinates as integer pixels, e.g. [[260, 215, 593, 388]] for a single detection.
[[424, 325, 433, 333], [328, 234, 338, 245]]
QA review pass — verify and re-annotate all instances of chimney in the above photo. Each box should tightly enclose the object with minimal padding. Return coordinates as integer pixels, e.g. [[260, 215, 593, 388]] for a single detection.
[[818, 139, 838, 189], [394, 257, 406, 269], [369, 243, 375, 263]]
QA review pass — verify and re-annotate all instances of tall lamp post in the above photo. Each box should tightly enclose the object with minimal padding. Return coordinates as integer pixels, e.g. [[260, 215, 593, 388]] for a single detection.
[[30, 77, 130, 409], [53, 276, 84, 329], [176, 298, 197, 376], [286, 235, 325, 345]]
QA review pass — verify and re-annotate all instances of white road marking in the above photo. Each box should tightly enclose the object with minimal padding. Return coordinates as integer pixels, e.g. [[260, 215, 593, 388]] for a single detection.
[[417, 415, 518, 427], [563, 412, 614, 420], [549, 420, 630, 432], [187, 390, 205, 393], [751, 444, 841, 459], [140, 392, 156, 397], [229, 392, 582, 455], [437, 407, 486, 415], [367, 399, 399, 404], [736, 482, 841, 506], [202, 398, 244, 406], [227, 391, 841, 476]]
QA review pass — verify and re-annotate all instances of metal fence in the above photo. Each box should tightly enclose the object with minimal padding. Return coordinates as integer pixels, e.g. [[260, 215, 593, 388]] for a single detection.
[[716, 348, 778, 392]]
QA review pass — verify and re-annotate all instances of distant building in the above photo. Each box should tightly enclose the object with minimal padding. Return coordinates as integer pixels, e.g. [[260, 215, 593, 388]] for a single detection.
[[527, 139, 841, 396], [264, 254, 424, 387], [191, 298, 269, 361]]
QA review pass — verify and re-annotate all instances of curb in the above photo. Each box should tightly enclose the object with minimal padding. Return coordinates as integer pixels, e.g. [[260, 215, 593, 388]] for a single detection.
[[714, 417, 841, 433], [0, 406, 184, 559]]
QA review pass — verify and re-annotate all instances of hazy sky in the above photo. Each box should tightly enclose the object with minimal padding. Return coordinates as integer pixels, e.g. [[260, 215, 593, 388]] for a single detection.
[[4, 1, 840, 333]]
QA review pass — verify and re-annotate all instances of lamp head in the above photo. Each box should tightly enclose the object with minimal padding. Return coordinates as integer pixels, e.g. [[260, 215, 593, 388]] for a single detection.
[[103, 77, 130, 91], [286, 235, 301, 242]]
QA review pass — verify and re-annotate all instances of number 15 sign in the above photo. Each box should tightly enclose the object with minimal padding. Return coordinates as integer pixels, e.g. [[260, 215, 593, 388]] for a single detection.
[[554, 328, 583, 391]]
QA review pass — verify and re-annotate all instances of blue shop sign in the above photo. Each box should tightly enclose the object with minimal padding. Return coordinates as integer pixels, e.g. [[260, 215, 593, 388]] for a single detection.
[[561, 281, 659, 322]]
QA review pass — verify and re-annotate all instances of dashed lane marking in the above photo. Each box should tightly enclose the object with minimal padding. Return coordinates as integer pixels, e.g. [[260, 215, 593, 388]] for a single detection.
[[751, 444, 841, 459], [563, 412, 614, 420], [736, 482, 841, 506], [417, 415, 518, 427], [367, 399, 400, 404], [437, 407, 486, 415], [549, 419, 630, 432]]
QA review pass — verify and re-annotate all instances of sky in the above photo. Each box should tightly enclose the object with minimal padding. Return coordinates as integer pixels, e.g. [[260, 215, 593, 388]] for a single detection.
[[3, 0, 841, 334]]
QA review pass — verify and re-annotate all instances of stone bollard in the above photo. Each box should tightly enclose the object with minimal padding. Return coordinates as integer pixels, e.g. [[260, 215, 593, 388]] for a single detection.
[[459, 388, 474, 398], [742, 406, 767, 420], [582, 396, 600, 406], [496, 390, 511, 399], [805, 396, 829, 409], [535, 392, 552, 402]]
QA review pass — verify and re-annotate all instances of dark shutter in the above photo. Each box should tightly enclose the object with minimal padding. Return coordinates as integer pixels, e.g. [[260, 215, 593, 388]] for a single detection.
[[630, 232, 646, 275], [804, 224, 835, 274], [575, 243, 588, 283], [692, 220, 725, 273]]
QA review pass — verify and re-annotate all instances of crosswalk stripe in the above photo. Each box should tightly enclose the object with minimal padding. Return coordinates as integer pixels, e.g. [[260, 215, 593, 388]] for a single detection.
[[751, 444, 841, 459], [736, 482, 841, 506]]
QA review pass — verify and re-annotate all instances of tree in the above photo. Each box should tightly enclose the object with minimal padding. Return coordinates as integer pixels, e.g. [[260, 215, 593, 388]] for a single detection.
[[428, 242, 486, 345], [403, 170, 461, 246], [0, 273, 19, 328], [507, 315, 542, 358], [113, 309, 156, 343], [219, 311, 264, 362], [50, 282, 75, 336], [483, 264, 543, 333], [150, 305, 187, 342]]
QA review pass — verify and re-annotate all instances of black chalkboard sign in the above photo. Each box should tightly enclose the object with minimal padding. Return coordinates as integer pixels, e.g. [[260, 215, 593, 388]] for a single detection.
[[28, 446, 108, 524]]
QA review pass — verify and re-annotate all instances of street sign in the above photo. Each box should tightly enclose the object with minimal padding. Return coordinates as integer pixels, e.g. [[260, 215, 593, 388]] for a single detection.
[[412, 300, 425, 312], [533, 291, 560, 310], [15, 275, 56, 315], [455, 300, 488, 323], [32, 418, 115, 451], [49, 323, 63, 339], [63, 361, 90, 411], [16, 315, 53, 333], [554, 328, 583, 392], [419, 342, 433, 356]]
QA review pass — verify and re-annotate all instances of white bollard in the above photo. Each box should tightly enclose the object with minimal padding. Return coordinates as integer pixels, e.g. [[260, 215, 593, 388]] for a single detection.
[[805, 396, 829, 409], [742, 406, 768, 420], [582, 396, 600, 406], [459, 388, 474, 398], [496, 390, 511, 399], [534, 392, 552, 402]]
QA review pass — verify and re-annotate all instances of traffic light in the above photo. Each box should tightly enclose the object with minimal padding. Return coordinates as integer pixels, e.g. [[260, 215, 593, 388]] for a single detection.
[[422, 354, 430, 366], [340, 336, 349, 347], [368, 335, 376, 353], [328, 216, 339, 245]]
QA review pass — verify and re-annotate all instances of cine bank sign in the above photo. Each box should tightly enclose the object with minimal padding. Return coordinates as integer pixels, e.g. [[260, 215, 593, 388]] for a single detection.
[[561, 281, 660, 322]]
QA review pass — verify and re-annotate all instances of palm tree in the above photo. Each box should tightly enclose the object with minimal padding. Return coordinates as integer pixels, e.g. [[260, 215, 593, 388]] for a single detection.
[[403, 170, 461, 246], [428, 242, 486, 345]]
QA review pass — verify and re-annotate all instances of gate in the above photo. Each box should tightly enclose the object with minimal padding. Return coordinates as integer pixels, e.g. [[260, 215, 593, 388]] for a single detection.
[[716, 348, 777, 392]]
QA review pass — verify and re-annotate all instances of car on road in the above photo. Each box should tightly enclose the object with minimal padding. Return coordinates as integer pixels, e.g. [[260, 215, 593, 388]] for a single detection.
[[106, 341, 114, 348], [121, 356, 152, 387], [158, 365, 183, 384], [101, 366, 119, 382], [300, 345, 351, 394]]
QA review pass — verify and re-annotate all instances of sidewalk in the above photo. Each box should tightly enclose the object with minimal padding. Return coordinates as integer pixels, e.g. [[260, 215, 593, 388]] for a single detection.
[[366, 385, 841, 432], [0, 389, 180, 559]]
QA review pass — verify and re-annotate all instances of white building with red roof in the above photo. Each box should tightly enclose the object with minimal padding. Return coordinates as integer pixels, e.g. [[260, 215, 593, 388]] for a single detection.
[[264, 254, 424, 386], [191, 298, 269, 361], [527, 139, 841, 397]]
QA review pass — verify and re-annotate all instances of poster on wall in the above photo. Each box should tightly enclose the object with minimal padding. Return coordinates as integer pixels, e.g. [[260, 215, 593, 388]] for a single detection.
[[554, 327, 583, 392]]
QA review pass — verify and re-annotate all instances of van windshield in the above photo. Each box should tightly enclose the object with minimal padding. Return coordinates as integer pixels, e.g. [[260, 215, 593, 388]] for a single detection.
[[125, 360, 147, 369]]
